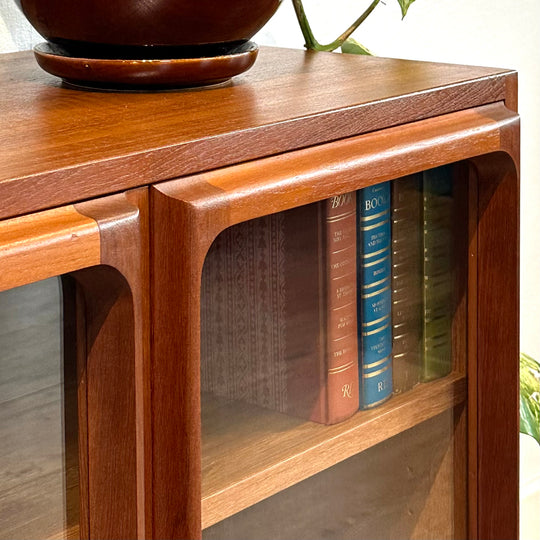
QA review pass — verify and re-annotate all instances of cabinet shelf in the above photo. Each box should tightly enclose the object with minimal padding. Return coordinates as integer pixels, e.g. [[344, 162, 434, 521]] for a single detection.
[[202, 372, 466, 528]]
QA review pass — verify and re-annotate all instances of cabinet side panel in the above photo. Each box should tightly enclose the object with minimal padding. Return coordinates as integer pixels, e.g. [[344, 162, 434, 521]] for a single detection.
[[475, 152, 519, 539]]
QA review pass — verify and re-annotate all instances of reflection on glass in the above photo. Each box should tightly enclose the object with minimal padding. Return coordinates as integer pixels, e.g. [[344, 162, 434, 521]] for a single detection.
[[200, 167, 468, 539], [200, 195, 360, 426], [0, 278, 79, 540]]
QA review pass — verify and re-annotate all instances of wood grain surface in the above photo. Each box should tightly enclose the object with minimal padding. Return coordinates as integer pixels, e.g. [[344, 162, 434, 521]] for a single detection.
[[67, 189, 150, 540], [0, 48, 516, 221], [203, 409, 459, 540], [151, 96, 519, 538], [0, 190, 149, 540], [0, 205, 100, 292], [474, 151, 520, 540], [153, 102, 518, 237]]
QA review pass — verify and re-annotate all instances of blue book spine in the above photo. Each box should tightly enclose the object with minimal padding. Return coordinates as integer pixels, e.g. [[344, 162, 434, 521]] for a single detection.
[[357, 182, 393, 409]]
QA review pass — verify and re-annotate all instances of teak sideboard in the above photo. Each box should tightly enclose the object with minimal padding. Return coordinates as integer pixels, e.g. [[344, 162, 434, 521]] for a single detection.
[[0, 46, 519, 540]]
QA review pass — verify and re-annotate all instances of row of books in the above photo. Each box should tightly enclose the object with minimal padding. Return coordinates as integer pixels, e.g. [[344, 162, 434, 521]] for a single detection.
[[200, 166, 457, 425]]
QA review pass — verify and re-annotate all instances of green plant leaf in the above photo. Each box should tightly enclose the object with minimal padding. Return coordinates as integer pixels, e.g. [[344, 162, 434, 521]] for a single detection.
[[397, 0, 417, 18], [341, 38, 373, 55], [520, 352, 540, 445]]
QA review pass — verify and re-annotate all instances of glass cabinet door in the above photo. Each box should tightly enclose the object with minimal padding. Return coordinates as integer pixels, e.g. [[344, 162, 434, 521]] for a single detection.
[[0, 278, 80, 540], [0, 191, 146, 540], [200, 165, 470, 540]]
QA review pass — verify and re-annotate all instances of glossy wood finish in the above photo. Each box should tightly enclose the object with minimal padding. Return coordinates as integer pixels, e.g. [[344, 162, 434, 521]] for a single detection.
[[203, 409, 459, 540], [1, 47, 519, 539], [151, 99, 519, 538], [0, 48, 515, 221], [0, 205, 100, 292], [0, 190, 149, 539], [66, 189, 150, 539], [33, 41, 260, 89], [472, 151, 520, 540], [152, 102, 516, 228]]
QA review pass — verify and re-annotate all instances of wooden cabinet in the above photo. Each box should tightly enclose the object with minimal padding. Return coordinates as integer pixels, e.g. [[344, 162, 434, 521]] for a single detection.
[[0, 47, 519, 539]]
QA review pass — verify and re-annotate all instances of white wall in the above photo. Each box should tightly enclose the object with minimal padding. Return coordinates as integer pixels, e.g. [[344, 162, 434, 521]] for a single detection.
[[1, 0, 539, 537], [0, 0, 40, 52]]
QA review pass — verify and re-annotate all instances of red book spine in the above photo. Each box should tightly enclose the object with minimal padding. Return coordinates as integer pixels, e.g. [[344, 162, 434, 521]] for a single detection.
[[319, 192, 359, 423]]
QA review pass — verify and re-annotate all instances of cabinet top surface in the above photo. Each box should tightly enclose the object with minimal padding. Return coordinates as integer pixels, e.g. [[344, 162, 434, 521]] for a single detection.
[[0, 46, 515, 219]]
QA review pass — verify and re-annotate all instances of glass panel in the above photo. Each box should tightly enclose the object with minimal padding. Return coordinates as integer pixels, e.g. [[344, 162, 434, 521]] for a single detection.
[[201, 165, 469, 539], [204, 409, 462, 540], [0, 278, 79, 540]]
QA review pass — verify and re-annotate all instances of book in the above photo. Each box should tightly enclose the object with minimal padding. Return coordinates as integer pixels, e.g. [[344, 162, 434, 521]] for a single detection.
[[200, 193, 359, 425], [357, 182, 393, 409], [421, 165, 455, 381], [390, 174, 423, 394], [390, 167, 458, 394]]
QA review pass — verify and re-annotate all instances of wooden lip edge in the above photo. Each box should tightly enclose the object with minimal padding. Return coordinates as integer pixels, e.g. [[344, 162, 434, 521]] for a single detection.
[[0, 204, 101, 292], [0, 191, 146, 293], [155, 102, 518, 237], [201, 373, 467, 529]]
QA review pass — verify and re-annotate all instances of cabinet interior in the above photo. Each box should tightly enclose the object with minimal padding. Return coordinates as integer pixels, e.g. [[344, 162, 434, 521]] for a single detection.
[[200, 162, 473, 538], [0, 278, 79, 540]]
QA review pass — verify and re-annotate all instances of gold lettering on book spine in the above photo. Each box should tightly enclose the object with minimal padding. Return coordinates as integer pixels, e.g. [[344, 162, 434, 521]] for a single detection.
[[341, 383, 354, 398], [325, 191, 359, 421]]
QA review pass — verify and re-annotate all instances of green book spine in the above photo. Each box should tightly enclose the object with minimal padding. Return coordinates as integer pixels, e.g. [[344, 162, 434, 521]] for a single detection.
[[421, 165, 455, 381]]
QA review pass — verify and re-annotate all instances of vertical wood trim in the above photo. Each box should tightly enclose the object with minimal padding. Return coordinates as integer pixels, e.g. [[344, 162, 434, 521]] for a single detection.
[[453, 162, 473, 377], [451, 161, 474, 540], [151, 187, 222, 540], [70, 189, 149, 540], [126, 189, 153, 540], [453, 403, 469, 540], [474, 150, 519, 540], [503, 72, 519, 113], [61, 276, 90, 540]]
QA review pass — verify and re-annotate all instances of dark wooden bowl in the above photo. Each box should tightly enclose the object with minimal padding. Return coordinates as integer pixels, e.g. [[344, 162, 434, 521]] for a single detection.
[[16, 0, 282, 50], [15, 0, 282, 87]]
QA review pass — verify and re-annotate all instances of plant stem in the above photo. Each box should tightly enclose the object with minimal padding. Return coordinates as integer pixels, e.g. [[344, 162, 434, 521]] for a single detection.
[[291, 0, 382, 52]]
